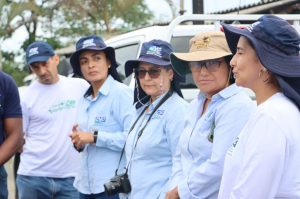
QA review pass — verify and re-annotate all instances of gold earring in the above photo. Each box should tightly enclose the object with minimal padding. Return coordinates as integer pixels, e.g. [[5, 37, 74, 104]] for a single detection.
[[259, 70, 269, 82]]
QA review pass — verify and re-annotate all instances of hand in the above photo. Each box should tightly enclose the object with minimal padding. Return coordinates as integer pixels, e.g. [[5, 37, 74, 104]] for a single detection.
[[165, 186, 179, 199], [68, 124, 94, 149]]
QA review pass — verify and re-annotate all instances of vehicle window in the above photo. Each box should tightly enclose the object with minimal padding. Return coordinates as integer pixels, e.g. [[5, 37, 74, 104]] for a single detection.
[[115, 44, 140, 85], [171, 36, 197, 89]]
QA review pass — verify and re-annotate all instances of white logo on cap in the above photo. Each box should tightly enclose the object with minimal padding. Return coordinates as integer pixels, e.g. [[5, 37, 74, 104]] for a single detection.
[[146, 45, 162, 58], [82, 39, 96, 48], [246, 21, 261, 32], [29, 47, 39, 57]]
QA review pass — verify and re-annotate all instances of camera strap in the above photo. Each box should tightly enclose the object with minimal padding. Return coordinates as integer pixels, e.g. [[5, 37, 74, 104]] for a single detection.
[[115, 88, 173, 175]]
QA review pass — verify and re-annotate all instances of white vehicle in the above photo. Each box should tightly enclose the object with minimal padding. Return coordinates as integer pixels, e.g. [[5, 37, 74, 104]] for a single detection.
[[58, 14, 300, 102], [104, 14, 300, 102], [18, 74, 37, 94]]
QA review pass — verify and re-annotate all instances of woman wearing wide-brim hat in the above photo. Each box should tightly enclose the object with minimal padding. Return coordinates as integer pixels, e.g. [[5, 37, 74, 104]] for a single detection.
[[165, 31, 255, 199], [68, 35, 133, 199], [118, 39, 188, 199], [218, 15, 300, 199]]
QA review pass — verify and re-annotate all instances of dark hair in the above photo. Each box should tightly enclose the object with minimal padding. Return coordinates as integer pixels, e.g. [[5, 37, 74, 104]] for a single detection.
[[224, 55, 235, 84], [165, 65, 172, 71]]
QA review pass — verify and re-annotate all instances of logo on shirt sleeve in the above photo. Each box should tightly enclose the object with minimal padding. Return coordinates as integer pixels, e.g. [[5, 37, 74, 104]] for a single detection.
[[227, 137, 239, 156], [95, 117, 106, 125]]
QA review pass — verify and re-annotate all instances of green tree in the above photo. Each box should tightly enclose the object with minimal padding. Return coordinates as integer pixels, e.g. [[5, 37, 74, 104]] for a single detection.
[[53, 0, 154, 38], [0, 0, 39, 70], [1, 51, 28, 86]]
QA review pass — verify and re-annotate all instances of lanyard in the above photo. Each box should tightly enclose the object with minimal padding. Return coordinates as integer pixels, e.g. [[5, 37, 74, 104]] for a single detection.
[[115, 89, 173, 175]]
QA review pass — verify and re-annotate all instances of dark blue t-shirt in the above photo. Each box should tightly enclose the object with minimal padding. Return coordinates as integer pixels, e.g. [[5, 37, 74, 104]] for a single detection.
[[0, 71, 22, 146]]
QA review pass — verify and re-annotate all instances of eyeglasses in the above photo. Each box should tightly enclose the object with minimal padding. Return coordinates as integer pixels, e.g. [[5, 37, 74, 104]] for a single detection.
[[133, 67, 163, 79], [189, 61, 223, 72]]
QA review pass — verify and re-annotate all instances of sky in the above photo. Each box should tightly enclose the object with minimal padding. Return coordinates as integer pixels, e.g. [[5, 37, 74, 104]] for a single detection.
[[2, 0, 260, 53]]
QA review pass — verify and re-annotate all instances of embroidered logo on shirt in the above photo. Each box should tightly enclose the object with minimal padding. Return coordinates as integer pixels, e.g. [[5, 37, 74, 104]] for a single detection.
[[95, 117, 106, 124], [227, 137, 239, 156], [29, 47, 39, 57], [152, 110, 165, 119], [146, 46, 162, 58], [82, 39, 96, 48]]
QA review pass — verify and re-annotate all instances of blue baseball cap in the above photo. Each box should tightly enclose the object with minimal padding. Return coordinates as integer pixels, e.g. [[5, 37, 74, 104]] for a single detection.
[[70, 35, 122, 82], [125, 39, 186, 108], [26, 41, 55, 67], [222, 14, 300, 107]]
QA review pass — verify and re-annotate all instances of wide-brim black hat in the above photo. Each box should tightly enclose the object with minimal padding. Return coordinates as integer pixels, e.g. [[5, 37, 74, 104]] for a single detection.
[[222, 15, 300, 107], [125, 39, 186, 108], [70, 35, 122, 83]]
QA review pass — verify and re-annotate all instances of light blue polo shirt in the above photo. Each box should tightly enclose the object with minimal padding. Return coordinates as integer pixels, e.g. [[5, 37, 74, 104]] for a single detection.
[[74, 75, 133, 194], [122, 91, 188, 199], [168, 84, 256, 199]]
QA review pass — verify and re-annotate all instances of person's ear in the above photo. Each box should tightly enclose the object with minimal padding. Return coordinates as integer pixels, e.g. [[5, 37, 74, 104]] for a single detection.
[[168, 69, 174, 81], [262, 67, 268, 72], [53, 54, 60, 65], [106, 58, 111, 68]]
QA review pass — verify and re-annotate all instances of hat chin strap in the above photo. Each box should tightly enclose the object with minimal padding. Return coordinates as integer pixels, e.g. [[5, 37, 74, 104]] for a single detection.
[[200, 67, 232, 99], [135, 78, 150, 107], [157, 71, 164, 99]]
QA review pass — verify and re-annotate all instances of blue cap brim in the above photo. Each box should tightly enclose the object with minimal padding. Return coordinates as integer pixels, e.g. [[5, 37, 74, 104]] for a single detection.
[[26, 55, 51, 67], [125, 57, 171, 77], [127, 56, 186, 108]]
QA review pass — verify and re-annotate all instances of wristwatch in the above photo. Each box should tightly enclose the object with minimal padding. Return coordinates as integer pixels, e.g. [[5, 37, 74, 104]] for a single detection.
[[94, 131, 98, 143]]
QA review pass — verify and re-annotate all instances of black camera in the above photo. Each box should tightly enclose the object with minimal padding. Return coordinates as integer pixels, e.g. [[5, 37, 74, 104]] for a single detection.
[[104, 173, 131, 196]]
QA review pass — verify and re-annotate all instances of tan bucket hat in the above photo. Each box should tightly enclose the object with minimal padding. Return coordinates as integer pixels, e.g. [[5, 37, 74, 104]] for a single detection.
[[170, 31, 232, 76]]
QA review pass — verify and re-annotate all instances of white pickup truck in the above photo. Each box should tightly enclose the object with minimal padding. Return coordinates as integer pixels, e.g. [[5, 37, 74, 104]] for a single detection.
[[29, 14, 300, 102], [103, 14, 300, 102]]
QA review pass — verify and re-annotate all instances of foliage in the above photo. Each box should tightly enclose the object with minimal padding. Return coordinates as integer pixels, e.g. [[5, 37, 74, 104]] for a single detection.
[[121, 0, 154, 29], [1, 0, 154, 85], [0, 0, 40, 40], [1, 51, 28, 86], [53, 0, 154, 38]]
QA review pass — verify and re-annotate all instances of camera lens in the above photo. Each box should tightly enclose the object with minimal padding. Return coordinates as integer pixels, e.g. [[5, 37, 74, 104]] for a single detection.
[[104, 182, 122, 196]]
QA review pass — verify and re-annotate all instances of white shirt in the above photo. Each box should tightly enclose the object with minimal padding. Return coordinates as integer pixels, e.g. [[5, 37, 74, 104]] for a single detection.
[[218, 93, 300, 199], [18, 75, 89, 178]]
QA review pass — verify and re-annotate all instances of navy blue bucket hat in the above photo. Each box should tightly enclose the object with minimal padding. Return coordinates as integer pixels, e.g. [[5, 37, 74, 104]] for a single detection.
[[125, 39, 186, 108], [26, 41, 55, 67], [222, 15, 300, 107], [70, 35, 122, 82]]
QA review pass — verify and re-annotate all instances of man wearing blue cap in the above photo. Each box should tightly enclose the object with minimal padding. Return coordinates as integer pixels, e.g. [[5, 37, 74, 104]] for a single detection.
[[0, 71, 23, 199], [16, 41, 89, 199]]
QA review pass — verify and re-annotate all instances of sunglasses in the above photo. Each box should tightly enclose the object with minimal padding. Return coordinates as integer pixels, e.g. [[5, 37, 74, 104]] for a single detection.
[[133, 67, 163, 79], [189, 61, 223, 72]]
